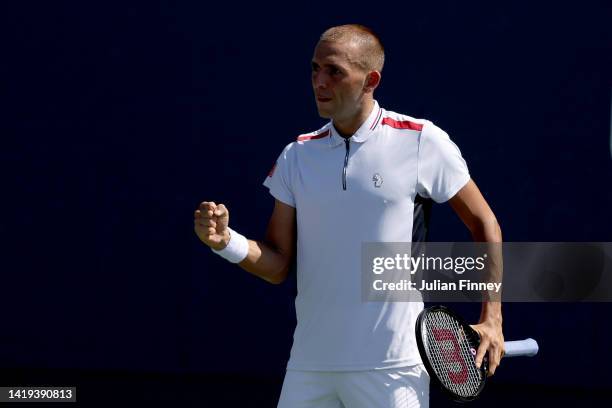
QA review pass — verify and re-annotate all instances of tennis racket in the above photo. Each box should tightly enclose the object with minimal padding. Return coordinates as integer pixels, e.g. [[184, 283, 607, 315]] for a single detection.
[[415, 305, 538, 402]]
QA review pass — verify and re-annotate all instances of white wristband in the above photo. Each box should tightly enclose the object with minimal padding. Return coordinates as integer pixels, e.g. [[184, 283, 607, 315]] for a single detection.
[[211, 227, 249, 263]]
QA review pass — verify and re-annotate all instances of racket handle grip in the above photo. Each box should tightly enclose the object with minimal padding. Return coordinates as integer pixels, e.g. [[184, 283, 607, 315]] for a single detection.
[[504, 338, 539, 357]]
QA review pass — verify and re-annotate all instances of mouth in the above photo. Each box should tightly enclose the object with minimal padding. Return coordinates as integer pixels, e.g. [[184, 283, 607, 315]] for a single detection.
[[316, 96, 332, 103]]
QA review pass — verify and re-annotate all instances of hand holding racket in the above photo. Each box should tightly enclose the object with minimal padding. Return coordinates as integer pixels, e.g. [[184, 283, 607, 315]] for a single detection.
[[470, 315, 504, 375], [415, 306, 539, 402]]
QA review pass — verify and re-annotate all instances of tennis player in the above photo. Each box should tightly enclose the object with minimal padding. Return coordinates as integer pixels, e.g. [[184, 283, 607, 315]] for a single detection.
[[195, 24, 504, 408]]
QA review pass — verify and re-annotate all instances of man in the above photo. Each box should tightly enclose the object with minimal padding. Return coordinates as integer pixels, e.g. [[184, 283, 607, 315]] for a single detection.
[[195, 24, 504, 408]]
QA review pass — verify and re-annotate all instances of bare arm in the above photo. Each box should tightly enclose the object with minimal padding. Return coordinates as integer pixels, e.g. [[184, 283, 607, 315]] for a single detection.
[[194, 199, 296, 284], [448, 179, 504, 375]]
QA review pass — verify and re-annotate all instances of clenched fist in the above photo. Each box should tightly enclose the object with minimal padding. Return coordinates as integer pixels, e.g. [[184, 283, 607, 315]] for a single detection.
[[194, 201, 230, 250]]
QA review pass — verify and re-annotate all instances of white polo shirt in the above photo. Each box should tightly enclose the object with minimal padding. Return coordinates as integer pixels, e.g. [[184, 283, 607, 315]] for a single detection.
[[263, 100, 470, 371]]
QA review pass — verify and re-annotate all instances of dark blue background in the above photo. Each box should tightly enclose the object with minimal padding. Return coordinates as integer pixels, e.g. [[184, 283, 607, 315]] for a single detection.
[[2, 1, 611, 406]]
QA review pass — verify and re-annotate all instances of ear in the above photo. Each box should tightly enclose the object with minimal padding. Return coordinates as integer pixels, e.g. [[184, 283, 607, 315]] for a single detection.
[[363, 71, 381, 93]]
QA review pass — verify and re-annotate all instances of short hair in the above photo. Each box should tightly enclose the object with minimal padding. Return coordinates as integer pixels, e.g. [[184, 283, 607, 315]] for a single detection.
[[319, 24, 385, 72]]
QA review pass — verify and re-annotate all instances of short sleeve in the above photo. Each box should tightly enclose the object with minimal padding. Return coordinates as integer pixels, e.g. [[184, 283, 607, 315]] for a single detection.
[[416, 121, 470, 203], [262, 143, 296, 207]]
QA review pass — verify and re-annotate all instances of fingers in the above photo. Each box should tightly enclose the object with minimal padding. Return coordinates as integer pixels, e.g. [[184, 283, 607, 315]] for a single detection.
[[201, 219, 217, 228], [196, 202, 229, 220], [193, 201, 231, 250], [487, 344, 504, 377], [470, 323, 504, 377], [194, 200, 229, 235], [198, 201, 217, 218], [214, 203, 228, 218], [194, 212, 217, 227], [474, 339, 489, 371]]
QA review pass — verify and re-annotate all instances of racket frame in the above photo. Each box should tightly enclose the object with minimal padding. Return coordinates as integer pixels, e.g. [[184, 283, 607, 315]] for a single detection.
[[415, 305, 488, 403]]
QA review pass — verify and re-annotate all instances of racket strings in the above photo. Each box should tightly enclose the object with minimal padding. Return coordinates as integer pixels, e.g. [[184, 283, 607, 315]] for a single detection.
[[424, 311, 483, 398]]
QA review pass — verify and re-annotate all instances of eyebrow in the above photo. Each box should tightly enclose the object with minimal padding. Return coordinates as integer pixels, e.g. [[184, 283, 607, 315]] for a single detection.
[[311, 61, 343, 71]]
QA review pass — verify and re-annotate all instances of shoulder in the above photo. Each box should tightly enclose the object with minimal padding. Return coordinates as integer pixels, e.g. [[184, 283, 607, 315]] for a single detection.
[[379, 109, 429, 132], [274, 123, 331, 161], [295, 122, 332, 144], [380, 109, 452, 143]]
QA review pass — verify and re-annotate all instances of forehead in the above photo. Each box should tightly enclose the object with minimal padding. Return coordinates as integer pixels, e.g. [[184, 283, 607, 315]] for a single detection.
[[312, 40, 361, 68]]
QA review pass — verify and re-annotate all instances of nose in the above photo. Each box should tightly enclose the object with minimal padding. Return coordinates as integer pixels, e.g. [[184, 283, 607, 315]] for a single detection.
[[312, 70, 328, 90]]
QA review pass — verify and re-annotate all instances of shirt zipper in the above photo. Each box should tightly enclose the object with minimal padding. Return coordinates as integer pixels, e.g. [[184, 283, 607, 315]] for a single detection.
[[342, 138, 350, 190]]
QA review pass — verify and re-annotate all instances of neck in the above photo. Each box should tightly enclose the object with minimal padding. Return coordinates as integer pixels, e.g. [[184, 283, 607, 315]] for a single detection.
[[333, 98, 374, 138]]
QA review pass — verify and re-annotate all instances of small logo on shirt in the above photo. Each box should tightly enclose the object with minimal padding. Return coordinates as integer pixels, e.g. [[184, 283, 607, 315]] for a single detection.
[[372, 173, 383, 188]]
